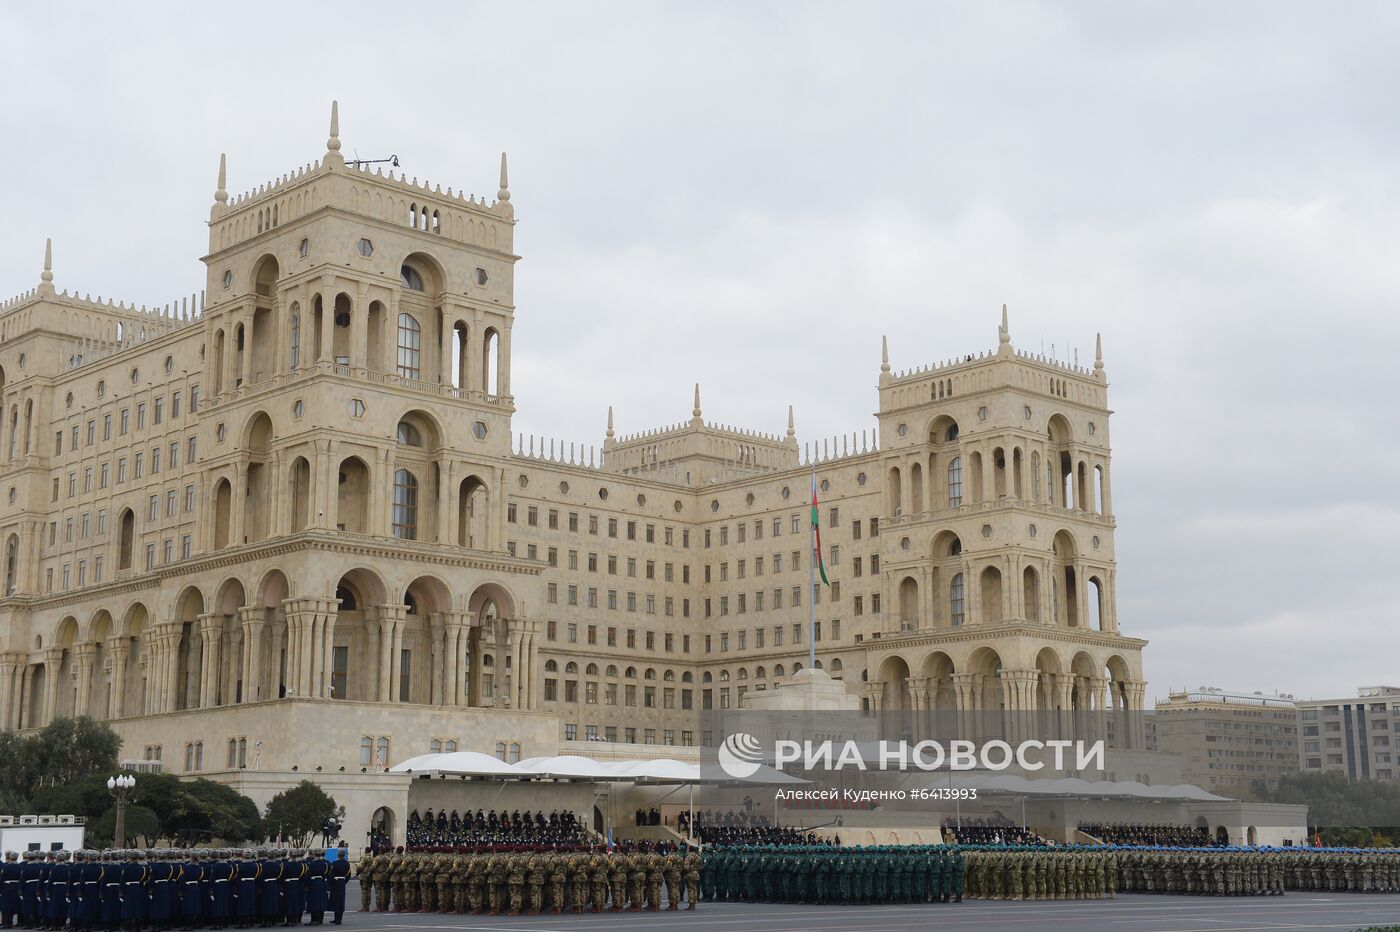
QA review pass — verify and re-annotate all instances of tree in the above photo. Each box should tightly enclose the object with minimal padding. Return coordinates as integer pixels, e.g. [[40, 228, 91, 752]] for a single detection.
[[263, 781, 343, 846], [1254, 771, 1400, 844], [0, 717, 121, 808], [24, 771, 263, 847], [28, 717, 121, 786], [184, 779, 262, 844], [91, 804, 160, 848]]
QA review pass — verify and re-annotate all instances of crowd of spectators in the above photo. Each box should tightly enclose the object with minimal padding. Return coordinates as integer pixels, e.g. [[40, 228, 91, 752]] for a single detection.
[[687, 809, 835, 847], [1078, 822, 1217, 847], [403, 808, 589, 848], [941, 816, 1050, 847]]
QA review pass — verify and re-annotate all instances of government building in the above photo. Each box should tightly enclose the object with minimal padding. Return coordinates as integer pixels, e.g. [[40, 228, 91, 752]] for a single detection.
[[0, 104, 1151, 845]]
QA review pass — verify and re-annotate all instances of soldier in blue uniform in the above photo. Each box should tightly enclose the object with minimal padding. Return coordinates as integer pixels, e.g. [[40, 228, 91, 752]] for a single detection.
[[0, 851, 20, 929], [304, 850, 328, 926], [326, 845, 350, 925], [209, 849, 235, 929], [99, 851, 122, 931], [147, 850, 175, 931], [44, 849, 72, 931], [282, 850, 307, 928], [73, 849, 99, 931], [121, 849, 149, 931], [233, 849, 258, 929], [20, 851, 44, 929], [256, 850, 281, 929], [179, 851, 206, 932]]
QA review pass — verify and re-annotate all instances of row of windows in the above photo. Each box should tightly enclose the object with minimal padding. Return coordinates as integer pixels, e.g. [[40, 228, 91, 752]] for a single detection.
[[48, 486, 196, 547], [44, 535, 194, 591], [52, 438, 198, 501], [563, 724, 690, 746], [51, 387, 199, 456], [549, 622, 689, 653], [700, 622, 837, 653], [507, 506, 692, 548]]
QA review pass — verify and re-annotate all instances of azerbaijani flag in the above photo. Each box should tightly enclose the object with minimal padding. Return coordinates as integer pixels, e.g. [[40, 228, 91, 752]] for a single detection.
[[811, 474, 830, 586]]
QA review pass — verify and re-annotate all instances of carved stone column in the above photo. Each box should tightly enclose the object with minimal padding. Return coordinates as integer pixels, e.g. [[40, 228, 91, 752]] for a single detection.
[[238, 607, 267, 703], [0, 654, 20, 729], [318, 597, 339, 700], [74, 643, 96, 718], [107, 640, 128, 719], [197, 613, 221, 707], [375, 604, 406, 703]]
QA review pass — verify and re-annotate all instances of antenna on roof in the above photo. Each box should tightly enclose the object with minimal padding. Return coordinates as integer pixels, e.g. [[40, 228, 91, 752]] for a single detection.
[[347, 150, 401, 170]]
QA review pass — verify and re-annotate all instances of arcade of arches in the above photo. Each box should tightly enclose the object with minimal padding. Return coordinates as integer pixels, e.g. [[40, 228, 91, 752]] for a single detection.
[[0, 572, 537, 730], [865, 647, 1147, 749]]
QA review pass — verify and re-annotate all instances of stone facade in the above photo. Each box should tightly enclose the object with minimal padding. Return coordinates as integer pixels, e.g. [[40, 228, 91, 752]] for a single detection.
[[1297, 686, 1400, 782], [1153, 688, 1300, 796], [0, 104, 1147, 838]]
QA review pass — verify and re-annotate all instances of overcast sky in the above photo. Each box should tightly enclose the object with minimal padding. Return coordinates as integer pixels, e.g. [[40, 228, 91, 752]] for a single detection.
[[2, 2, 1397, 701]]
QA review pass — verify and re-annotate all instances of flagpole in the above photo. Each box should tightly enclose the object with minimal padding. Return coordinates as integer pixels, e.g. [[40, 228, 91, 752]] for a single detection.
[[809, 463, 817, 671]]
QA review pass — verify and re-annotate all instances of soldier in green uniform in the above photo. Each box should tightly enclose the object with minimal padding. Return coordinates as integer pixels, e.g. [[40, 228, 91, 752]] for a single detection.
[[354, 850, 375, 912]]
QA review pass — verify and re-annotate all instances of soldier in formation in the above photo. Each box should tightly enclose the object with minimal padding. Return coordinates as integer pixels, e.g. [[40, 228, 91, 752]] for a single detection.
[[354, 841, 698, 915], [0, 847, 353, 931]]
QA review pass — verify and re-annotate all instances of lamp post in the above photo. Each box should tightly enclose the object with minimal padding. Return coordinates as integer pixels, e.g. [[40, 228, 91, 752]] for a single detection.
[[106, 774, 137, 848]]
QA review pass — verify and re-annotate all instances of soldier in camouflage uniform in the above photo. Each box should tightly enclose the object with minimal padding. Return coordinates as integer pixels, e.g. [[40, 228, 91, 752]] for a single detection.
[[588, 848, 609, 913], [608, 849, 628, 911], [683, 844, 701, 910], [662, 846, 682, 909], [521, 848, 542, 915]]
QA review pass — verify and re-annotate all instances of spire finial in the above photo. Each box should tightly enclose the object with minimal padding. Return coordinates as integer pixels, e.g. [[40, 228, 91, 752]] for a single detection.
[[38, 238, 54, 296], [880, 335, 890, 372], [215, 153, 228, 204], [606, 405, 615, 439], [325, 100, 343, 166], [497, 152, 510, 202], [786, 405, 795, 439], [1094, 332, 1104, 373], [999, 303, 1010, 345], [691, 383, 703, 426]]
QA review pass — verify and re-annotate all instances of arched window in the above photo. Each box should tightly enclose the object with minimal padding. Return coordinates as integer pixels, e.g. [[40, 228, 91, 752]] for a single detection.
[[3, 535, 17, 595], [117, 510, 135, 570], [375, 736, 390, 768], [430, 738, 442, 754], [359, 736, 373, 766], [508, 743, 521, 763], [400, 265, 425, 292], [947, 456, 963, 508], [227, 739, 238, 768], [494, 741, 506, 761], [444, 740, 457, 753], [289, 313, 300, 369], [950, 573, 966, 626], [396, 313, 421, 379], [392, 469, 418, 540], [395, 421, 422, 446]]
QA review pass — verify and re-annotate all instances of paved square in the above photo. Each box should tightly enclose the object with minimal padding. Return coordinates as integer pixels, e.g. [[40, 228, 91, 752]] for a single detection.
[[340, 884, 1400, 931]]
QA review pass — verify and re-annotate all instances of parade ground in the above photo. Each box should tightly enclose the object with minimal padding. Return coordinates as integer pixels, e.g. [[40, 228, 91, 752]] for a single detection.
[[340, 884, 1400, 931]]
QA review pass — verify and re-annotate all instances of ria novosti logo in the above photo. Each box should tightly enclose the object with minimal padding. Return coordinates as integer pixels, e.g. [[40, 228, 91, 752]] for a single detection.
[[716, 733, 1106, 778], [717, 732, 765, 779]]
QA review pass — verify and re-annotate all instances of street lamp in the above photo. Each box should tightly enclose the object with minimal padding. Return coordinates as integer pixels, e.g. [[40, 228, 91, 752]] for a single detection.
[[106, 774, 137, 849]]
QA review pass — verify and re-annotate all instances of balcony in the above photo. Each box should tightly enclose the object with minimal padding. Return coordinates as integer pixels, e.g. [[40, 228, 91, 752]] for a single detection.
[[202, 361, 513, 412]]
